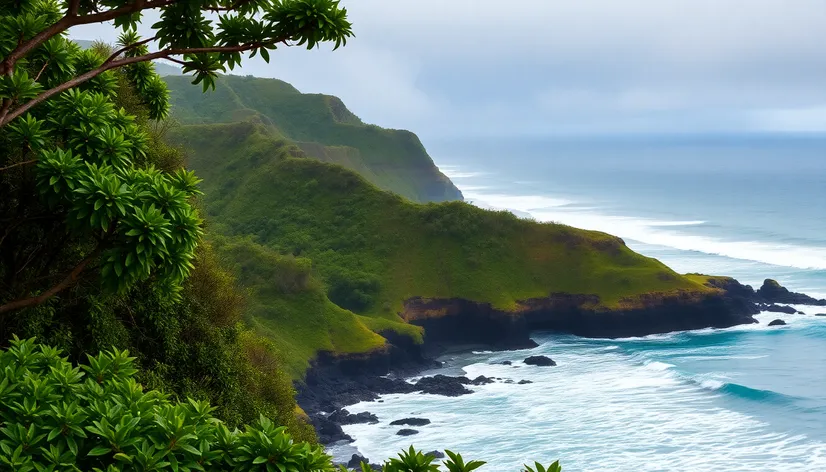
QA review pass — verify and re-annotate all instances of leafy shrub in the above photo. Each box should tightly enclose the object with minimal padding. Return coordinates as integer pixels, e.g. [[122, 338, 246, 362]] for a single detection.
[[0, 337, 331, 471], [0, 338, 563, 472]]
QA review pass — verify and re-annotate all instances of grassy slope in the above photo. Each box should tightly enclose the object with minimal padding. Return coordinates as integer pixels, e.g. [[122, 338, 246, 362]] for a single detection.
[[211, 158, 710, 312], [173, 122, 712, 374], [164, 74, 461, 203]]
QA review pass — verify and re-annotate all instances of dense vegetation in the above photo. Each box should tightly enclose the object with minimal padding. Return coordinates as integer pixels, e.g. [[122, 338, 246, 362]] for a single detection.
[[3, 338, 565, 471], [0, 46, 312, 439], [165, 74, 462, 203], [167, 110, 713, 374], [0, 0, 356, 444]]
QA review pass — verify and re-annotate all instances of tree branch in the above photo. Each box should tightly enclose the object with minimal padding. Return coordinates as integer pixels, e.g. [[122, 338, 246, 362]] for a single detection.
[[0, 99, 10, 125], [68, 0, 81, 16], [0, 159, 37, 172], [164, 57, 188, 67], [207, 0, 256, 13], [0, 0, 175, 76], [33, 60, 50, 81], [0, 246, 101, 314], [0, 39, 288, 127], [104, 36, 158, 65]]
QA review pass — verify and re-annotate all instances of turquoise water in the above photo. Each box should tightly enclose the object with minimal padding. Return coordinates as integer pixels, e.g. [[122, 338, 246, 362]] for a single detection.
[[334, 136, 826, 471], [342, 312, 826, 471]]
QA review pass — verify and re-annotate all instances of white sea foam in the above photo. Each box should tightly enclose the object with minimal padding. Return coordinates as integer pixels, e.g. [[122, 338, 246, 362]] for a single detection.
[[460, 187, 826, 271], [339, 340, 826, 472], [643, 361, 675, 372]]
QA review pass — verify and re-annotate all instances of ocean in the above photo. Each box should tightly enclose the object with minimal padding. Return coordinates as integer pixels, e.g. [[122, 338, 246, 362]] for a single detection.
[[333, 135, 826, 471]]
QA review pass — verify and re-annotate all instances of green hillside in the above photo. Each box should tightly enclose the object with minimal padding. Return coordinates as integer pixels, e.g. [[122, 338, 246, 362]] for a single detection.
[[164, 74, 461, 203], [170, 122, 713, 375]]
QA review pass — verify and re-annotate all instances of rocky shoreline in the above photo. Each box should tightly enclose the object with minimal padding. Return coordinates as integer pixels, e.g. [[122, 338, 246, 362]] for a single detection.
[[296, 278, 826, 461]]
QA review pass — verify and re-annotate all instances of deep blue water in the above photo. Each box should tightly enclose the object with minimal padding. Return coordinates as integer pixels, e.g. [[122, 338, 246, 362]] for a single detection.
[[332, 135, 826, 471]]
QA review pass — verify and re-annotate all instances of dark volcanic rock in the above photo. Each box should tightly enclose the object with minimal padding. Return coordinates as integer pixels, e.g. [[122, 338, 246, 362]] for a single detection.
[[311, 415, 352, 444], [426, 451, 445, 459], [817, 313, 826, 317], [469, 375, 495, 385], [760, 303, 797, 315], [414, 375, 473, 396], [347, 455, 369, 469], [518, 380, 534, 384], [768, 319, 787, 326], [524, 355, 556, 366], [329, 409, 379, 425], [390, 418, 431, 427], [396, 429, 419, 436], [758, 279, 826, 306], [298, 276, 826, 447]]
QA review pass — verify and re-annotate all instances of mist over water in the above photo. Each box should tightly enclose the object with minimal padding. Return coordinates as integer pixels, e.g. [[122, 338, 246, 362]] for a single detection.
[[332, 136, 826, 471]]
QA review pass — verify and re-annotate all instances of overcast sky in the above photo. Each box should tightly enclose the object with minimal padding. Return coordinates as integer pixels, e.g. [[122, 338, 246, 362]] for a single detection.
[[71, 0, 826, 139]]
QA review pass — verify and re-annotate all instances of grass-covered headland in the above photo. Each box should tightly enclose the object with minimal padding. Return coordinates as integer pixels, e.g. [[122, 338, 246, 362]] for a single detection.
[[169, 106, 719, 375]]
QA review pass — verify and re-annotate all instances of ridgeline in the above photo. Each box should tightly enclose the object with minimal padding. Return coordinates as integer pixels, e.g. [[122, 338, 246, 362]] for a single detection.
[[165, 74, 462, 203]]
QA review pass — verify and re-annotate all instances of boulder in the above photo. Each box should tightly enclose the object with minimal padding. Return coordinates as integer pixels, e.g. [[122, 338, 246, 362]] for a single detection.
[[768, 319, 787, 326], [328, 409, 379, 425], [396, 429, 418, 436], [390, 418, 431, 427], [414, 375, 472, 397], [469, 375, 495, 385], [524, 355, 557, 367], [347, 455, 370, 469], [816, 313, 826, 317], [518, 380, 534, 385], [760, 303, 797, 315], [426, 451, 445, 459], [311, 415, 352, 444]]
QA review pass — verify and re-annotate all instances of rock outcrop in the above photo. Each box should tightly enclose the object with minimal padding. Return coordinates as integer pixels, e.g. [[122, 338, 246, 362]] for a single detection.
[[757, 279, 826, 306], [524, 356, 556, 366], [390, 418, 431, 427]]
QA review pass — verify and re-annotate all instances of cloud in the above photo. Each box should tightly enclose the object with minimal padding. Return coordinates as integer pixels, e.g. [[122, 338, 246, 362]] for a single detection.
[[69, 1, 826, 137]]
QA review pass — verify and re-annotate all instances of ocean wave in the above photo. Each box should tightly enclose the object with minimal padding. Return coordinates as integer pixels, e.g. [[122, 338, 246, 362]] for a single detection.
[[464, 193, 574, 212], [462, 189, 826, 270], [646, 220, 707, 227], [694, 378, 799, 405]]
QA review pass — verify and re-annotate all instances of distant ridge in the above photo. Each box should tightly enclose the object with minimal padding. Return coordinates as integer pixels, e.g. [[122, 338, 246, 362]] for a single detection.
[[164, 74, 462, 203]]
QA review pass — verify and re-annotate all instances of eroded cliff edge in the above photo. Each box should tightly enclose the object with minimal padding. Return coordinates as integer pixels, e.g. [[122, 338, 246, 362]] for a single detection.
[[297, 277, 825, 447]]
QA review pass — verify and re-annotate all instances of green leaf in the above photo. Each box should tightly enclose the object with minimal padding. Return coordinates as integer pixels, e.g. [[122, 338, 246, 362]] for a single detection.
[[87, 446, 112, 457]]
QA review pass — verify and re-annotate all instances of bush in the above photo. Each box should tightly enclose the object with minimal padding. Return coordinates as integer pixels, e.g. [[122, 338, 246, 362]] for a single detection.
[[0, 339, 563, 472], [0, 337, 330, 471]]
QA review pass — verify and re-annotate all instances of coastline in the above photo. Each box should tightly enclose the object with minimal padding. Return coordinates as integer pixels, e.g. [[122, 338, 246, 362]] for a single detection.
[[296, 277, 826, 464]]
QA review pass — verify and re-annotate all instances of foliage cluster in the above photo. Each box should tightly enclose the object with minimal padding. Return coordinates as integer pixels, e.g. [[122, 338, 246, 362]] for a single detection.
[[1, 42, 310, 437], [0, 337, 331, 471], [0, 339, 563, 472], [0, 37, 201, 316]]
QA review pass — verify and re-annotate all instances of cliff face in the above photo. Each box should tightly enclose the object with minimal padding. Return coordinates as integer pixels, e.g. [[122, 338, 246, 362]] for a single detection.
[[403, 290, 759, 353], [164, 74, 462, 203]]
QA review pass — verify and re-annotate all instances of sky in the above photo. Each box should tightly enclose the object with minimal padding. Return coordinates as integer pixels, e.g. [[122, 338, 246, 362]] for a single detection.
[[71, 0, 826, 139]]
